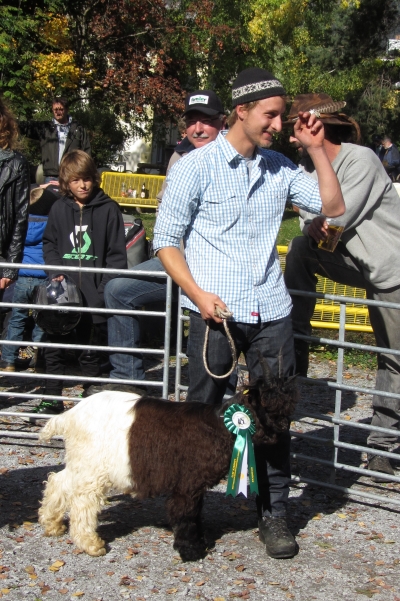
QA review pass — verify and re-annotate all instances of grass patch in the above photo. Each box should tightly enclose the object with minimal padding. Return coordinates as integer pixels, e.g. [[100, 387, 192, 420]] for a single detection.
[[310, 329, 377, 370]]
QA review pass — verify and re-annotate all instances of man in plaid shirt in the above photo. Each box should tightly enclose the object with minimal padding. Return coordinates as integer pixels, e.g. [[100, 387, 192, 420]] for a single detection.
[[154, 68, 345, 559]]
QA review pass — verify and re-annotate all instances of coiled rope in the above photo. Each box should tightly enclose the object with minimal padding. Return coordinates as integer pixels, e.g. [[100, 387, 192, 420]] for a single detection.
[[203, 306, 237, 379]]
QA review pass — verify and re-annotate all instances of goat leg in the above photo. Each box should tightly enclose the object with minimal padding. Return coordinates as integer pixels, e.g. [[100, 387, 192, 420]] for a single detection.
[[166, 493, 206, 561]]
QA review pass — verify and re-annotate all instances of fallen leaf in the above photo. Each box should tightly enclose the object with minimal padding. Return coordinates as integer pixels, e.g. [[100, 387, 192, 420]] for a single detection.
[[375, 560, 385, 566], [25, 566, 36, 574], [355, 589, 377, 598], [166, 588, 178, 594], [336, 514, 347, 519], [58, 589, 68, 594], [40, 585, 51, 593], [213, 598, 226, 601], [196, 581, 205, 586], [268, 582, 280, 586], [49, 560, 65, 572], [235, 565, 245, 572], [181, 576, 191, 582], [106, 571, 114, 576], [71, 593, 85, 597]]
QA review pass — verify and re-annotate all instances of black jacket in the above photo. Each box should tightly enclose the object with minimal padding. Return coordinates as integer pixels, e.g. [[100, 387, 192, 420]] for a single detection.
[[43, 188, 127, 321], [19, 119, 91, 177], [0, 150, 30, 279]]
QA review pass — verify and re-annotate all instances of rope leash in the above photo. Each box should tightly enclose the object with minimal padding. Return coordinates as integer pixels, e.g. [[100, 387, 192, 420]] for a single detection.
[[203, 306, 237, 379]]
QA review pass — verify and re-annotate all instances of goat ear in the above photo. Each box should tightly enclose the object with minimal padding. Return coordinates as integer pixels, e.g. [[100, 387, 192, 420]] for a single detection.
[[256, 348, 274, 387]]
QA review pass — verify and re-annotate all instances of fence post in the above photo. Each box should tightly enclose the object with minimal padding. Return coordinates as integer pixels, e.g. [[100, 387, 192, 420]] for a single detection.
[[330, 302, 346, 483]]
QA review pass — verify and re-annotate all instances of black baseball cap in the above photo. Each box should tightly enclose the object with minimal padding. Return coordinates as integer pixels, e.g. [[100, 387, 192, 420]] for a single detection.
[[183, 90, 224, 117]]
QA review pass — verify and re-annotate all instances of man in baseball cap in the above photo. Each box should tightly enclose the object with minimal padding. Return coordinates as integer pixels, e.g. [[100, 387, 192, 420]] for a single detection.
[[154, 68, 345, 560], [103, 90, 227, 398]]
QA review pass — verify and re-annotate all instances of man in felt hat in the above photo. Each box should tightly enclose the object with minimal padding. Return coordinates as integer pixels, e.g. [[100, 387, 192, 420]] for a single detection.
[[154, 69, 345, 559], [283, 93, 400, 483], [103, 90, 227, 396]]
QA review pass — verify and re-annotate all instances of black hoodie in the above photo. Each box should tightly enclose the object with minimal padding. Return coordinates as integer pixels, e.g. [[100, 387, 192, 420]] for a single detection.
[[43, 187, 127, 321]]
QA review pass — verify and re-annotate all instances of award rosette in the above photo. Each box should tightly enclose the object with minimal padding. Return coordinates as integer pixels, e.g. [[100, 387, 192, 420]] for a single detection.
[[224, 404, 259, 498]]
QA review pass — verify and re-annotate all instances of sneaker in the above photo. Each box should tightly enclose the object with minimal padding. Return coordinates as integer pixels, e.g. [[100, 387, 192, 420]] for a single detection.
[[258, 516, 297, 559], [21, 400, 64, 424], [0, 360, 15, 372], [102, 382, 147, 395], [368, 451, 395, 483], [81, 384, 105, 397]]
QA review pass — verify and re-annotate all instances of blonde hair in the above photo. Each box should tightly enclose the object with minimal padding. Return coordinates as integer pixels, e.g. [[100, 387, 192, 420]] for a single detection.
[[30, 188, 44, 204], [0, 97, 19, 150], [59, 150, 99, 196], [227, 101, 259, 128]]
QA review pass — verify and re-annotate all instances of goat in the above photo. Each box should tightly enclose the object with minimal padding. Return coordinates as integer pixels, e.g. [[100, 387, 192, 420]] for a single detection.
[[38, 365, 297, 561]]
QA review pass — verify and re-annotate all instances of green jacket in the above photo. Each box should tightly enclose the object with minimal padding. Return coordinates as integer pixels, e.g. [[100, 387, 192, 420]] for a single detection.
[[20, 118, 91, 177]]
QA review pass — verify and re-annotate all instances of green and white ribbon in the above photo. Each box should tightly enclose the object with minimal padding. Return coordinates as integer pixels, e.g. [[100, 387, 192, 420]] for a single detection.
[[224, 403, 259, 498]]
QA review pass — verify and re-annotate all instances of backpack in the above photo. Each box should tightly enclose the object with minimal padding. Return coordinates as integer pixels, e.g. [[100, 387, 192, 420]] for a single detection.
[[122, 215, 151, 268]]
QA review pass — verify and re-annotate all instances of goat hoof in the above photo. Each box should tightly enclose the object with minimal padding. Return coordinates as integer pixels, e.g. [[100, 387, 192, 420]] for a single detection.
[[173, 541, 206, 562], [44, 524, 67, 537], [87, 546, 106, 557]]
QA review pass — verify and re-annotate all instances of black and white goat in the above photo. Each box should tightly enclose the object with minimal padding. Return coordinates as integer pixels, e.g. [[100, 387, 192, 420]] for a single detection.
[[39, 364, 297, 560]]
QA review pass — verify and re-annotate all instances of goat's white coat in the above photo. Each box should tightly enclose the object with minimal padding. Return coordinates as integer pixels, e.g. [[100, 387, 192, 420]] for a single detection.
[[39, 391, 141, 555]]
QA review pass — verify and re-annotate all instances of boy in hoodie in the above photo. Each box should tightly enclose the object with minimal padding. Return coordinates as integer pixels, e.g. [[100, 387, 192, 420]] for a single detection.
[[36, 150, 127, 416], [0, 185, 59, 372]]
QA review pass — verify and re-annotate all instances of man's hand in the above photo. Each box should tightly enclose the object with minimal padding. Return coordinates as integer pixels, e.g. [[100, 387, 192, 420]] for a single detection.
[[192, 290, 229, 323], [293, 111, 324, 150], [307, 215, 329, 244], [0, 277, 13, 290]]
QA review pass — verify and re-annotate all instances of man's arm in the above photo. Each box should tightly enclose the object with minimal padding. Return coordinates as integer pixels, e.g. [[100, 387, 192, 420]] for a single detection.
[[294, 112, 345, 217], [157, 247, 228, 322]]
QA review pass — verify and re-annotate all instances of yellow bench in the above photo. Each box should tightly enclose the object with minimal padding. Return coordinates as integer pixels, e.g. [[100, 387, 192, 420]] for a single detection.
[[277, 245, 372, 333], [100, 172, 165, 209]]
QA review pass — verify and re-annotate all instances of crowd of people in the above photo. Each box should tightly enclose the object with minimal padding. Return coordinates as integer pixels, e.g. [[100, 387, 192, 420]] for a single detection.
[[1, 69, 399, 560]]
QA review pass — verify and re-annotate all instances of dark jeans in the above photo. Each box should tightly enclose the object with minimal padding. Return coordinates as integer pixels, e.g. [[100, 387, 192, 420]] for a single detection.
[[285, 236, 400, 448], [1, 276, 45, 364], [104, 258, 168, 382], [186, 311, 295, 517], [44, 313, 101, 397]]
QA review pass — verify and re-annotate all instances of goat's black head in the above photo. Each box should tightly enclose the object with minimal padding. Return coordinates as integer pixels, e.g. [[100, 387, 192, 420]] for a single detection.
[[230, 353, 298, 445]]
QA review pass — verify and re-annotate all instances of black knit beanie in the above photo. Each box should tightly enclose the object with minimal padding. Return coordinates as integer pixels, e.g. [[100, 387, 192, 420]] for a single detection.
[[29, 187, 59, 216], [232, 68, 286, 107]]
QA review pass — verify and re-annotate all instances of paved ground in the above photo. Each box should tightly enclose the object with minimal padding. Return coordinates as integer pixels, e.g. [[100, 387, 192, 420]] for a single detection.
[[0, 358, 399, 601]]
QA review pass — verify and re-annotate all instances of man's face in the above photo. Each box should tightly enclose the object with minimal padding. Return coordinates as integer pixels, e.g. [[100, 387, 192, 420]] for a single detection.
[[52, 103, 68, 124], [238, 96, 285, 149], [185, 111, 225, 148]]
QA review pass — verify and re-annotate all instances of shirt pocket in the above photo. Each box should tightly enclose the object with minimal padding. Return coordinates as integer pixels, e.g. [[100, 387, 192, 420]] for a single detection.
[[201, 190, 240, 225]]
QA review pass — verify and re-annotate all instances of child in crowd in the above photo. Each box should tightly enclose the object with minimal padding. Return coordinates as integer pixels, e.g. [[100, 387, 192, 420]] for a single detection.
[[34, 150, 127, 416], [0, 186, 59, 372]]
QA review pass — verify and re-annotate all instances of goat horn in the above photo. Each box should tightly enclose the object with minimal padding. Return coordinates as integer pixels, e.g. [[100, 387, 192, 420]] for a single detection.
[[256, 348, 273, 386]]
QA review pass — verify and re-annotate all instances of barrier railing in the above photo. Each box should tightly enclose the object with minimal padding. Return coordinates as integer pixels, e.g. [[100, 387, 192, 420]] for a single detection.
[[277, 245, 372, 332], [0, 261, 172, 432], [175, 287, 400, 507]]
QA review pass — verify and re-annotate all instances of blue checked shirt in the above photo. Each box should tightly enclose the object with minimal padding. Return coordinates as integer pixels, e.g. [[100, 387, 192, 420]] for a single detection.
[[154, 132, 322, 323]]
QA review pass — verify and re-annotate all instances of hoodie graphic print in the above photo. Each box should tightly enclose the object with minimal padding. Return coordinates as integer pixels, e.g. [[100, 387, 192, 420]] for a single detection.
[[43, 188, 127, 319]]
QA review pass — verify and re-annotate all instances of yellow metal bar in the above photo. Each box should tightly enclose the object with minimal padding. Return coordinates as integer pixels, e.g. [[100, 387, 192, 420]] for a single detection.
[[277, 245, 372, 332], [100, 171, 165, 210]]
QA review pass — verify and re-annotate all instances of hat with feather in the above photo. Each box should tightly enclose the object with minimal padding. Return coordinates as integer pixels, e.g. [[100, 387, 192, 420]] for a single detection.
[[283, 93, 352, 126]]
